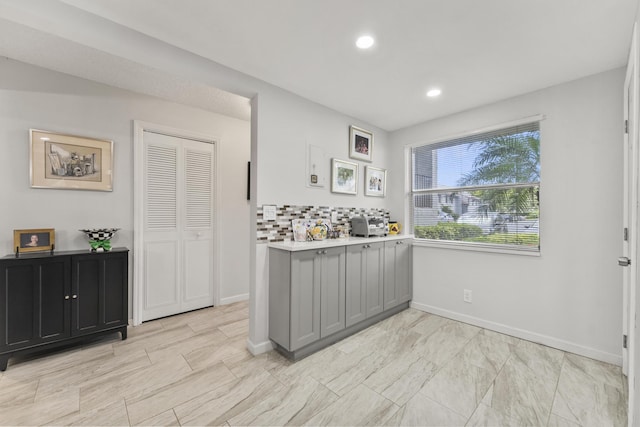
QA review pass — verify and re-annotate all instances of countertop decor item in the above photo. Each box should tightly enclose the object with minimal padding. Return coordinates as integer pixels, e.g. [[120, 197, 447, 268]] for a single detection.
[[79, 228, 120, 252], [292, 219, 332, 242], [388, 221, 401, 235], [13, 228, 55, 256]]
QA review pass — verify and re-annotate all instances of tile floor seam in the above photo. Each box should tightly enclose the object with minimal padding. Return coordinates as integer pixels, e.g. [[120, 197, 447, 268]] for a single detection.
[[124, 395, 133, 427], [172, 408, 182, 426], [545, 352, 567, 427]]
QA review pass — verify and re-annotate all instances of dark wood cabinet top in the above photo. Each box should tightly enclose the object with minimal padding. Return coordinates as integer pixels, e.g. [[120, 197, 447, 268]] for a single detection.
[[3, 247, 129, 260]]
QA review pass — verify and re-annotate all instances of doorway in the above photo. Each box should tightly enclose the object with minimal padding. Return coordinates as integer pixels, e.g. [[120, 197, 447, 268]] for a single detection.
[[624, 22, 640, 425], [133, 122, 219, 324]]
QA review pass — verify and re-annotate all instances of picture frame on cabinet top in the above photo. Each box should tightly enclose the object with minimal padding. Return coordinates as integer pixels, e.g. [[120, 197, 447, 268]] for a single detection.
[[13, 228, 55, 253]]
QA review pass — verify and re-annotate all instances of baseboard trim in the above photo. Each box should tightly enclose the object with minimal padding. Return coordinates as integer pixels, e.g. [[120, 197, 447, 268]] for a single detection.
[[410, 302, 622, 366], [219, 293, 250, 305], [246, 338, 273, 355]]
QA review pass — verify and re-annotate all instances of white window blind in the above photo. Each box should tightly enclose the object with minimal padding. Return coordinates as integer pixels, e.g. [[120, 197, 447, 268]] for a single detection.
[[411, 121, 540, 251]]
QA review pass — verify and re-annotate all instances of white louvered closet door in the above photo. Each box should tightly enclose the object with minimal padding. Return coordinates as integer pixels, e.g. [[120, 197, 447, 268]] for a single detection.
[[142, 131, 215, 321]]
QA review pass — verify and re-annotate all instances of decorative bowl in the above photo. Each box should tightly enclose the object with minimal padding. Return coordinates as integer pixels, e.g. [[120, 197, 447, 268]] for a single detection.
[[79, 228, 120, 252], [79, 228, 120, 241]]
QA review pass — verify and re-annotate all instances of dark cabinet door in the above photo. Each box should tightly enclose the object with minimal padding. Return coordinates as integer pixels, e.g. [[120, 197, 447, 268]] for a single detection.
[[0, 257, 70, 351], [72, 251, 128, 337]]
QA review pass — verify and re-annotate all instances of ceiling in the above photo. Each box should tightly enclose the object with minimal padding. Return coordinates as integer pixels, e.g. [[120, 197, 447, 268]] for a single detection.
[[1, 0, 638, 131]]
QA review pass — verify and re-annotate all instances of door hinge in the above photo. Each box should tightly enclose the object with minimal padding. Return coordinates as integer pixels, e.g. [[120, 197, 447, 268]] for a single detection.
[[624, 334, 628, 349], [624, 227, 629, 241], [626, 119, 629, 134]]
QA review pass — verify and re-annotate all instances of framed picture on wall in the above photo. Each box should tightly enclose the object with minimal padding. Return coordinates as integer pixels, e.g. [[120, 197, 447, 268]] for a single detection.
[[30, 129, 114, 191], [349, 125, 373, 162], [331, 158, 358, 195], [13, 228, 55, 253], [365, 166, 386, 197]]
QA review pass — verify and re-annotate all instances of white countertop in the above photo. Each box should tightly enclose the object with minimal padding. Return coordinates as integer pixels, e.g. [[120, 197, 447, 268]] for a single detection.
[[268, 234, 414, 252]]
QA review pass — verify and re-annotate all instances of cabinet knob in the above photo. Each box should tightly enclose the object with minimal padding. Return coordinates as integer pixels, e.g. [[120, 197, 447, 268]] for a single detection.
[[72, 294, 78, 299], [397, 241, 404, 245], [64, 295, 70, 300], [323, 250, 327, 254]]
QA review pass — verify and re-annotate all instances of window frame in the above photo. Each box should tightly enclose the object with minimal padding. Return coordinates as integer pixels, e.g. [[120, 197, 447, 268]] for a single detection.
[[408, 115, 544, 254]]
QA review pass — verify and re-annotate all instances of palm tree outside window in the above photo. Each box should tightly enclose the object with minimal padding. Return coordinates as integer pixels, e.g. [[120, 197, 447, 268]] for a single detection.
[[410, 119, 541, 251]]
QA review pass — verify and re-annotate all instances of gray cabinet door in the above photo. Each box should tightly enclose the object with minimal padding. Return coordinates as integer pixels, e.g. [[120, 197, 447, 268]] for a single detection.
[[384, 239, 413, 310], [365, 242, 385, 317], [346, 245, 367, 327], [346, 242, 384, 327], [320, 246, 346, 338], [290, 250, 321, 350], [384, 242, 399, 310], [395, 240, 412, 304]]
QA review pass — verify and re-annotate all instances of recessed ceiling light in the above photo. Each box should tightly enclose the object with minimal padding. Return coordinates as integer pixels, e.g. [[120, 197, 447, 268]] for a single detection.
[[426, 88, 442, 98], [356, 35, 375, 49]]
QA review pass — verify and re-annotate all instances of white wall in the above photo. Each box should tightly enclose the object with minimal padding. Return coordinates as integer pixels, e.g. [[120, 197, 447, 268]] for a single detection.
[[254, 84, 391, 209], [391, 68, 625, 364], [248, 86, 394, 354], [0, 58, 251, 311]]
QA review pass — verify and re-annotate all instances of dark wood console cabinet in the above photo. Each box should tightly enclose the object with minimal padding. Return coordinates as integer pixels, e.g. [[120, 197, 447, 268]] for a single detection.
[[0, 248, 128, 370]]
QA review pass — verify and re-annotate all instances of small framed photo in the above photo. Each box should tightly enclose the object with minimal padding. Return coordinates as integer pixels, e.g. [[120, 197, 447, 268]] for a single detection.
[[30, 129, 114, 191], [365, 166, 387, 197], [331, 158, 358, 195], [349, 125, 373, 162], [14, 228, 55, 253]]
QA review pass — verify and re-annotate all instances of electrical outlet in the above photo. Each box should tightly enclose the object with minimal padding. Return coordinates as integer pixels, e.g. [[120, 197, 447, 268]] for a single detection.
[[464, 289, 472, 303]]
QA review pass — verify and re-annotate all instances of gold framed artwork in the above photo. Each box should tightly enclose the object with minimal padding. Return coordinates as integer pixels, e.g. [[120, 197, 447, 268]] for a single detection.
[[349, 125, 373, 162], [30, 129, 114, 191], [13, 228, 55, 253]]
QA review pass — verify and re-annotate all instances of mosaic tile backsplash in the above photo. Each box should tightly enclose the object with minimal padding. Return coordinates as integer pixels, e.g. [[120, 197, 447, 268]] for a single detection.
[[257, 205, 390, 242]]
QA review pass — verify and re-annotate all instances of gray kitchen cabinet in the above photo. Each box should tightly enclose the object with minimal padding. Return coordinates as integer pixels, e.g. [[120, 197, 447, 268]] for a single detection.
[[269, 246, 345, 352], [384, 239, 413, 310], [269, 236, 411, 360], [346, 242, 384, 327], [319, 246, 346, 338]]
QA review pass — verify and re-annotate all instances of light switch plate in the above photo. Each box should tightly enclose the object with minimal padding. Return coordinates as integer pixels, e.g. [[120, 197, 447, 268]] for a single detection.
[[263, 205, 277, 221]]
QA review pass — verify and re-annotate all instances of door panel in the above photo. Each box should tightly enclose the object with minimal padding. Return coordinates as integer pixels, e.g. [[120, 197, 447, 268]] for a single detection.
[[142, 131, 215, 321], [346, 245, 366, 327], [103, 255, 127, 326], [0, 259, 70, 350], [291, 250, 320, 350], [183, 238, 213, 304], [39, 260, 70, 339], [320, 247, 346, 338], [396, 241, 412, 303], [365, 243, 384, 317], [144, 240, 179, 318]]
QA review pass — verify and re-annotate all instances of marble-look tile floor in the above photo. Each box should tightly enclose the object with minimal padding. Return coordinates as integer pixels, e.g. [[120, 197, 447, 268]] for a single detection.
[[0, 301, 627, 426]]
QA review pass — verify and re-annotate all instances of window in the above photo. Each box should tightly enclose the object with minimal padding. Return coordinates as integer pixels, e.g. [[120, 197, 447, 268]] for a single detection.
[[411, 120, 540, 251]]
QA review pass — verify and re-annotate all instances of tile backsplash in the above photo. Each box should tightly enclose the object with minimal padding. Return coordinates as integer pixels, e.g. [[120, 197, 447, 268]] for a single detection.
[[257, 205, 390, 242]]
